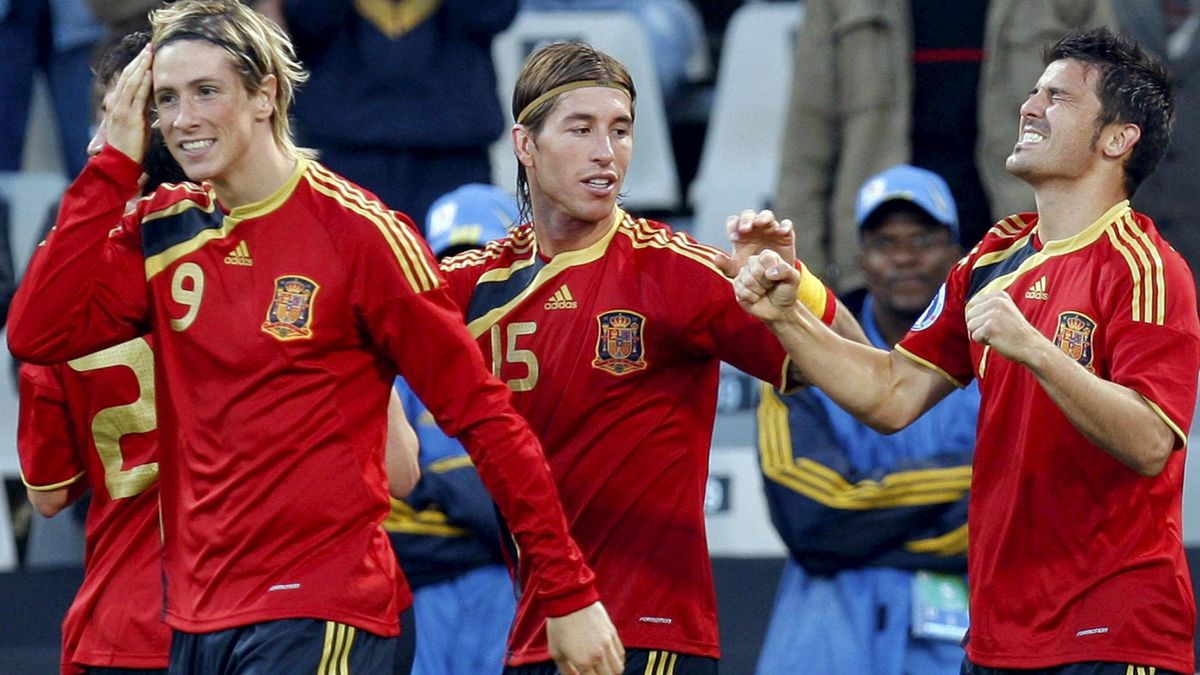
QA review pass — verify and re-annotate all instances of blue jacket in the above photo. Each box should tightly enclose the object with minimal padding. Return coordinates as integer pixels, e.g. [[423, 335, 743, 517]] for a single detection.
[[758, 294, 978, 574], [755, 294, 978, 675], [385, 379, 506, 589]]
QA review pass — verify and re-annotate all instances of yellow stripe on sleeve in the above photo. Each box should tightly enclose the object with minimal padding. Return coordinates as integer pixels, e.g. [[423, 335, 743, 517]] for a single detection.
[[905, 523, 968, 556]]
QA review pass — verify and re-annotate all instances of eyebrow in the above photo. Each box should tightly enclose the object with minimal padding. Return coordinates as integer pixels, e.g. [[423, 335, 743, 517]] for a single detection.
[[561, 111, 633, 124], [155, 76, 221, 93]]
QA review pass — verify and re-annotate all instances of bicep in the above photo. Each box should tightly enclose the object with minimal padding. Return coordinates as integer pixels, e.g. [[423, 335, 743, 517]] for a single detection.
[[886, 350, 960, 429]]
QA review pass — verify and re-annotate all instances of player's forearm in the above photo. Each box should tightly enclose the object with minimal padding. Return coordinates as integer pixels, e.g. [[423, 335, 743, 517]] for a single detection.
[[385, 389, 420, 499], [25, 483, 87, 518], [829, 298, 868, 344], [388, 293, 599, 615], [769, 306, 928, 433], [8, 148, 143, 363], [1024, 340, 1176, 476]]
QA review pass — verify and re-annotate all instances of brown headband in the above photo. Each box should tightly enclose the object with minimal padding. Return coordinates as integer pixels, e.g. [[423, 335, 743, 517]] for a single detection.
[[515, 79, 632, 124]]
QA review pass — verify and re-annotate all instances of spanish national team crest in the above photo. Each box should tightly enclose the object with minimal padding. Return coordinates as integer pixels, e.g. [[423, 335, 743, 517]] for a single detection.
[[592, 310, 647, 375], [1053, 311, 1097, 371], [262, 275, 319, 340]]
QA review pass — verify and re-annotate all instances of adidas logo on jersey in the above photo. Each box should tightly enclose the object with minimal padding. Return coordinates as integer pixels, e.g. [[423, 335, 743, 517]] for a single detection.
[[1025, 275, 1048, 300], [544, 284, 578, 310], [224, 240, 253, 266]]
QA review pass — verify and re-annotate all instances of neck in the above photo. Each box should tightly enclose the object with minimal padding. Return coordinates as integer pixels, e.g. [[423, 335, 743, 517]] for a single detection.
[[530, 202, 617, 257], [211, 136, 296, 209], [1032, 173, 1127, 242]]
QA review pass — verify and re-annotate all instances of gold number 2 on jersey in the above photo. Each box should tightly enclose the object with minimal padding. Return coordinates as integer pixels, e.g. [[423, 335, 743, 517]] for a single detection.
[[68, 338, 159, 499]]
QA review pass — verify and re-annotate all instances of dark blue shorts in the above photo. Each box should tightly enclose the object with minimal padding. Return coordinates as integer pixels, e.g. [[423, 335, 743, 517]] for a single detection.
[[169, 619, 399, 674], [503, 648, 718, 675], [962, 659, 1184, 675]]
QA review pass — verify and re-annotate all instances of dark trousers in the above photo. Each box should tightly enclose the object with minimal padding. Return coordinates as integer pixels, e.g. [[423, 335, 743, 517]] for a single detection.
[[504, 648, 719, 675], [169, 618, 399, 674], [962, 658, 1184, 675]]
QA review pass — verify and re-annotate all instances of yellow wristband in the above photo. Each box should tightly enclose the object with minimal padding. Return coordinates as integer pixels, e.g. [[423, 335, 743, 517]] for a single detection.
[[795, 261, 829, 319]]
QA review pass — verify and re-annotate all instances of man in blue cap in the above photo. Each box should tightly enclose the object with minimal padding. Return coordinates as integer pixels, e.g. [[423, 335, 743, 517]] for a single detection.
[[385, 183, 519, 675], [755, 164, 980, 675]]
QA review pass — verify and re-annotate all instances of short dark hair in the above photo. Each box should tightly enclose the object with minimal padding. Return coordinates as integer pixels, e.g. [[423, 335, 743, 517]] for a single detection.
[[91, 31, 189, 194], [1044, 27, 1174, 197], [93, 31, 151, 89]]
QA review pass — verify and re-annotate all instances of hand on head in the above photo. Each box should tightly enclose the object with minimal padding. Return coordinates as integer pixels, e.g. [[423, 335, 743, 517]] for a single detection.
[[107, 46, 154, 164]]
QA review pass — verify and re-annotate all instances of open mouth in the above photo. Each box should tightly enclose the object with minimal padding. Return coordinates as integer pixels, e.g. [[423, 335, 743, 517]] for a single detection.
[[181, 139, 215, 152], [584, 177, 615, 189]]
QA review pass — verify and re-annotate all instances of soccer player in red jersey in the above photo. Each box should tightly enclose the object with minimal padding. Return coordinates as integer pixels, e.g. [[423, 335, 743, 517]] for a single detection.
[[21, 33, 421, 675], [436, 42, 858, 674], [6, 1, 622, 673], [733, 28, 1197, 675], [16, 31, 182, 675]]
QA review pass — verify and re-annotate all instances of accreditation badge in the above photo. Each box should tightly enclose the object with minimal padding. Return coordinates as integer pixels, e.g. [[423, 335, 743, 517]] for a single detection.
[[911, 570, 969, 642]]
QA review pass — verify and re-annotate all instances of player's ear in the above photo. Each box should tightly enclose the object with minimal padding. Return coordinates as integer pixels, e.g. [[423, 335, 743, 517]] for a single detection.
[[513, 124, 536, 169], [254, 74, 277, 121], [1102, 122, 1140, 161]]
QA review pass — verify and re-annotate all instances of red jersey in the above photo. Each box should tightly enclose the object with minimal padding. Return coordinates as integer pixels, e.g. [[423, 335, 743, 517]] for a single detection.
[[441, 210, 830, 664], [18, 337, 169, 674], [8, 148, 596, 636], [898, 202, 1199, 672]]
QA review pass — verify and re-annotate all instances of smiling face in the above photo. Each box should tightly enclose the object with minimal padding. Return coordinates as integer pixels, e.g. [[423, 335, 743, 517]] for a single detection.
[[515, 86, 633, 232], [152, 39, 275, 194], [1006, 58, 1108, 187]]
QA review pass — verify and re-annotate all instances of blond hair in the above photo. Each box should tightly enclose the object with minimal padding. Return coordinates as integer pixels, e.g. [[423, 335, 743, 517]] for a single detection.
[[150, 0, 313, 160]]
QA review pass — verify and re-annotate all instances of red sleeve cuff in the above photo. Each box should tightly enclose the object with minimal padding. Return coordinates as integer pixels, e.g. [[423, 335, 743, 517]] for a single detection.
[[820, 285, 837, 325], [539, 582, 601, 619]]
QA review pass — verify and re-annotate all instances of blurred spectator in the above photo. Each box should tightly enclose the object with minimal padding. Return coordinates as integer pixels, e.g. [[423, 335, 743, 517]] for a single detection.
[[0, 0, 104, 177], [282, 0, 518, 234], [85, 0, 162, 51], [775, 0, 1117, 292], [520, 0, 707, 105], [756, 165, 978, 675], [1114, 0, 1200, 278], [386, 183, 517, 675]]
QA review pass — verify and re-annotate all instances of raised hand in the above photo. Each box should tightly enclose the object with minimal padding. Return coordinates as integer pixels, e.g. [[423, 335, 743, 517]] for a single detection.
[[107, 46, 154, 164], [732, 249, 803, 323], [546, 601, 625, 675], [714, 209, 795, 278]]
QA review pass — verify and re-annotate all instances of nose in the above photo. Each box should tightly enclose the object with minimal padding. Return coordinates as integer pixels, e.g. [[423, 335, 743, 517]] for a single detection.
[[171, 96, 198, 131], [590, 132, 614, 165], [86, 119, 108, 157], [1019, 90, 1047, 119]]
